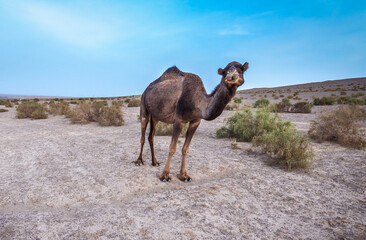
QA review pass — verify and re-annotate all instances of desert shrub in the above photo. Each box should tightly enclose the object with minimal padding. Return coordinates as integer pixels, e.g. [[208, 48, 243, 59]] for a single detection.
[[340, 91, 347, 95], [112, 101, 123, 107], [293, 102, 313, 113], [216, 107, 313, 170], [233, 97, 242, 104], [313, 96, 336, 105], [253, 98, 270, 108], [16, 101, 47, 119], [253, 123, 313, 171], [280, 94, 285, 97], [48, 102, 71, 116], [3, 101, 13, 107], [70, 102, 94, 124], [31, 107, 48, 119], [308, 105, 366, 149], [0, 108, 9, 113], [351, 92, 365, 98], [0, 100, 7, 105], [225, 103, 239, 111], [124, 98, 131, 103], [155, 122, 189, 137], [287, 95, 293, 99], [337, 96, 366, 105], [97, 105, 124, 126], [274, 98, 292, 112], [33, 98, 40, 102], [70, 101, 124, 126], [127, 98, 141, 107]]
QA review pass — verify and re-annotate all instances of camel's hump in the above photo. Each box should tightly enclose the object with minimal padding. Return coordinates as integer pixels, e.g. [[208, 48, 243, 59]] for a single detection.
[[162, 66, 185, 77]]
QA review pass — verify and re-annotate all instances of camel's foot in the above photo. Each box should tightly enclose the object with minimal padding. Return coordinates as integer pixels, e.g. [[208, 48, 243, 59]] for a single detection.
[[152, 159, 160, 167], [159, 172, 171, 182], [178, 173, 192, 182], [134, 158, 144, 166]]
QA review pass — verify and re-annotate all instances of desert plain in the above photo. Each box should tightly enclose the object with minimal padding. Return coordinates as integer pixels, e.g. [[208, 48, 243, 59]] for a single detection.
[[1, 78, 366, 239]]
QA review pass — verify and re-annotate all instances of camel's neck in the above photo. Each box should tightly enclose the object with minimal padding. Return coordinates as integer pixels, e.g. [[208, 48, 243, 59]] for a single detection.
[[202, 82, 236, 121]]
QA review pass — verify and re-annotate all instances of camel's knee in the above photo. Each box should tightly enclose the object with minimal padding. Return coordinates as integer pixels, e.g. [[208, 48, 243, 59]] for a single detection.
[[140, 136, 145, 145], [148, 135, 154, 143], [182, 146, 189, 155], [169, 146, 177, 155]]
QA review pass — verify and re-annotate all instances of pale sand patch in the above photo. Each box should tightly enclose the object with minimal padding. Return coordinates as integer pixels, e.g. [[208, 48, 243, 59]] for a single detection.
[[0, 101, 366, 239]]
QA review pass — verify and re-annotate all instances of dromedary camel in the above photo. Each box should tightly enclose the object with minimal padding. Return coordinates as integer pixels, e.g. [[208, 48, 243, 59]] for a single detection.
[[135, 61, 249, 182]]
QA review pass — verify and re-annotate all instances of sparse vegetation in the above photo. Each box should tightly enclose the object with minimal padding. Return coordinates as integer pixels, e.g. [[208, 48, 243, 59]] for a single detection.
[[313, 96, 336, 105], [225, 103, 239, 111], [70, 101, 124, 126], [309, 105, 366, 149], [16, 101, 48, 119], [155, 122, 189, 137], [0, 108, 9, 113], [233, 97, 242, 104], [127, 98, 141, 107], [253, 98, 270, 108], [216, 107, 313, 170], [48, 102, 71, 116]]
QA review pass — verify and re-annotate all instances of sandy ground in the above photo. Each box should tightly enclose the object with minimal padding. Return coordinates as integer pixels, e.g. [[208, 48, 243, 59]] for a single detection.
[[1, 100, 366, 240]]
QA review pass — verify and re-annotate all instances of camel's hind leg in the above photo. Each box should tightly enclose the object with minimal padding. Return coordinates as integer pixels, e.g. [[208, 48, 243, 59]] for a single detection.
[[160, 121, 183, 182], [178, 120, 201, 182], [148, 117, 160, 166], [134, 112, 150, 166]]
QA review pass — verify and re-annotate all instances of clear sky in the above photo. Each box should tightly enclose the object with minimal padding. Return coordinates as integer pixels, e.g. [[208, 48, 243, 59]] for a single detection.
[[1, 0, 365, 97]]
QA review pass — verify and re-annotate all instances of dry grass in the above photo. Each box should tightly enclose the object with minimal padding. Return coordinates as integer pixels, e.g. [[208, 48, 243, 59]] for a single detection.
[[70, 101, 124, 126], [308, 105, 366, 149], [16, 101, 47, 119], [127, 98, 141, 107], [155, 122, 189, 137], [48, 102, 71, 116]]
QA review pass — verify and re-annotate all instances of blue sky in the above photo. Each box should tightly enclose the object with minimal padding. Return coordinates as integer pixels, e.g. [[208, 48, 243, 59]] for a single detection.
[[0, 0, 365, 97]]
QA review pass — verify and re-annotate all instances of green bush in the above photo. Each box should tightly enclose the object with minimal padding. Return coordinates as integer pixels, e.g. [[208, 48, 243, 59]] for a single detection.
[[337, 96, 366, 105], [253, 122, 313, 171], [16, 101, 47, 119], [225, 103, 239, 111], [309, 105, 366, 149], [155, 122, 189, 137], [293, 102, 313, 113], [233, 97, 242, 104], [216, 107, 313, 170], [127, 98, 141, 107], [0, 108, 9, 113], [253, 98, 270, 108], [313, 96, 336, 105]]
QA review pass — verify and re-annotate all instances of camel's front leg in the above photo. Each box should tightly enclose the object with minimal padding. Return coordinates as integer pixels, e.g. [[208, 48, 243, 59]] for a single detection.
[[160, 121, 183, 182], [178, 120, 200, 182]]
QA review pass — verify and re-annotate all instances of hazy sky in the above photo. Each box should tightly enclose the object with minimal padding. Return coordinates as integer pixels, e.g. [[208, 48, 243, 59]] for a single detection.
[[1, 0, 365, 97]]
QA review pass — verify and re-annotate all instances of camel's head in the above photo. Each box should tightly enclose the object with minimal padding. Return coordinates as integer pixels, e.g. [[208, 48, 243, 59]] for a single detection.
[[218, 61, 249, 89]]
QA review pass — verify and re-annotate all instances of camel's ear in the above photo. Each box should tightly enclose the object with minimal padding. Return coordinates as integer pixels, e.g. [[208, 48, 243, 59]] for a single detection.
[[218, 68, 224, 75], [242, 62, 249, 72]]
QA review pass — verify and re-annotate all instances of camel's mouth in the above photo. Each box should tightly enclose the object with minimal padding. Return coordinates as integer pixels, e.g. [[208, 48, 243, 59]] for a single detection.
[[225, 76, 244, 86]]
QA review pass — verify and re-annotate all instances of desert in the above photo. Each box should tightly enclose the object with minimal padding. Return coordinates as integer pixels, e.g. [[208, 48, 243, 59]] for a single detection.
[[1, 78, 366, 239]]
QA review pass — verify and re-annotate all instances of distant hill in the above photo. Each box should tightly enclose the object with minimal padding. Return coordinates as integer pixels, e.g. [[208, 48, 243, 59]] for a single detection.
[[238, 77, 366, 93], [2, 77, 365, 99], [0, 94, 68, 99]]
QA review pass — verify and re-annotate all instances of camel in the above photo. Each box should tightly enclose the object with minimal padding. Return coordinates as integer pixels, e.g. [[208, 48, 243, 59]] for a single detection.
[[135, 61, 249, 182]]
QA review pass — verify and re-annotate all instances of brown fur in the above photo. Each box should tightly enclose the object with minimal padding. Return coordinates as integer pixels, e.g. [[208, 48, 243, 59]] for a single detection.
[[135, 61, 249, 182]]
